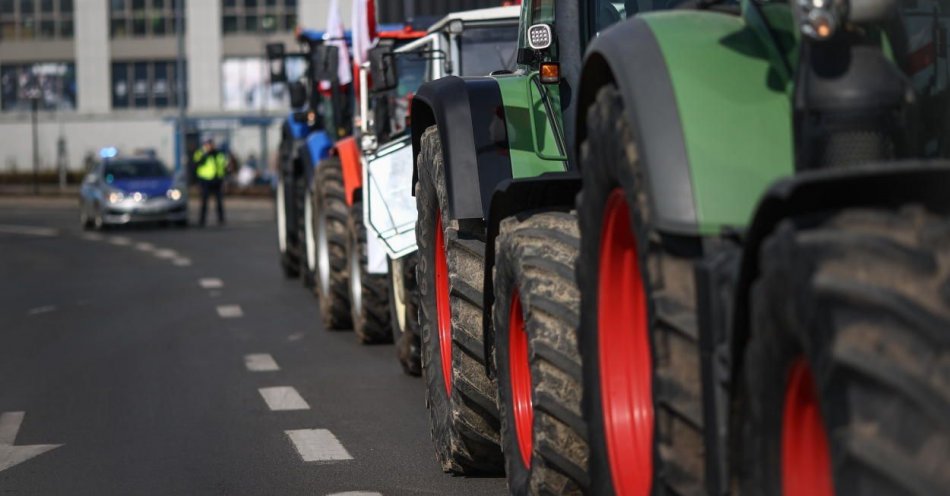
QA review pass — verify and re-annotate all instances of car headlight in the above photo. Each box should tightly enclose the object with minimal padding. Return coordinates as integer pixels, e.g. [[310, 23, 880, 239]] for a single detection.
[[167, 188, 182, 201], [108, 191, 124, 203], [131, 192, 144, 202]]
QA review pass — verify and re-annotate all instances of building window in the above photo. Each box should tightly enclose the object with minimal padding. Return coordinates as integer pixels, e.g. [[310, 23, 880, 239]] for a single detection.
[[110, 0, 183, 38], [112, 60, 186, 109], [221, 56, 303, 111], [0, 0, 73, 40], [0, 62, 76, 111], [221, 0, 296, 35]]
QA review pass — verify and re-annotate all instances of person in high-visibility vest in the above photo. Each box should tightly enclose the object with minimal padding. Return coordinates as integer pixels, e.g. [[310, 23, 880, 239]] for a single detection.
[[193, 138, 229, 226]]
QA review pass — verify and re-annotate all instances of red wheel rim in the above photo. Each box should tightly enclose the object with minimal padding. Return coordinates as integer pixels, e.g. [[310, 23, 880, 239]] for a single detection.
[[782, 358, 833, 496], [434, 212, 453, 394], [508, 289, 533, 468], [598, 189, 654, 496]]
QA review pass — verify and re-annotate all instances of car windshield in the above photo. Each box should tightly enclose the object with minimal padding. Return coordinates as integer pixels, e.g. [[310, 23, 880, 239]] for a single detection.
[[459, 25, 520, 77], [104, 159, 171, 181]]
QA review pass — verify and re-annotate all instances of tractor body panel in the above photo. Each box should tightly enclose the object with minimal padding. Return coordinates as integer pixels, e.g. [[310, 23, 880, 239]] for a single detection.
[[581, 11, 796, 235]]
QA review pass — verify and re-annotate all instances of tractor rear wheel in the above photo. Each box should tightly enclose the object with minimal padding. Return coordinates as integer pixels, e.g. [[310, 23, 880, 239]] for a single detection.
[[390, 254, 422, 376], [576, 85, 705, 495], [276, 167, 299, 278], [347, 200, 392, 344], [313, 157, 352, 330], [416, 125, 503, 474], [493, 210, 588, 495], [740, 205, 950, 496]]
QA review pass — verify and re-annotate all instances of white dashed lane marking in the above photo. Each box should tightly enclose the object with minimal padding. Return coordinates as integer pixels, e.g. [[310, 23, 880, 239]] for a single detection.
[[244, 354, 279, 372], [0, 225, 57, 237], [153, 248, 178, 259], [258, 387, 310, 411], [172, 258, 192, 267], [108, 236, 131, 246], [216, 305, 243, 318], [134, 242, 155, 252], [285, 429, 353, 462], [199, 278, 223, 289], [80, 233, 104, 241], [326, 492, 383, 496], [27, 305, 56, 316]]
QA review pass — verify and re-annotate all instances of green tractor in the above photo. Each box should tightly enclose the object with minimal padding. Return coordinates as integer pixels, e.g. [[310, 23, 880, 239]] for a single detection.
[[413, 0, 950, 494]]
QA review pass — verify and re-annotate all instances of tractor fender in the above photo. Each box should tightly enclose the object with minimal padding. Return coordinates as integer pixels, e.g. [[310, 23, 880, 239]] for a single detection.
[[578, 13, 796, 235], [410, 75, 513, 221], [303, 130, 333, 183], [333, 137, 363, 206], [730, 162, 950, 389], [577, 16, 697, 233], [480, 173, 583, 376]]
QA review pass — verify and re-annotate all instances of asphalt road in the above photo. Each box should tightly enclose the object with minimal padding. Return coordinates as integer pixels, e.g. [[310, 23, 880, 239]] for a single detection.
[[0, 196, 506, 496]]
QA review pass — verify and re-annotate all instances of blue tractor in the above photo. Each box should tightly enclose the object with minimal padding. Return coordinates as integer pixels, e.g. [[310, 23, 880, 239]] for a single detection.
[[268, 28, 353, 283]]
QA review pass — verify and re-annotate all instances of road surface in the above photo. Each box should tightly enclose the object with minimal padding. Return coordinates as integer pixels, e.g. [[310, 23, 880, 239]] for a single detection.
[[0, 196, 506, 496]]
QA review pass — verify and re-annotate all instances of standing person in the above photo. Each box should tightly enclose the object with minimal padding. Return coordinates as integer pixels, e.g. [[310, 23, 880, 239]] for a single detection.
[[193, 138, 228, 226]]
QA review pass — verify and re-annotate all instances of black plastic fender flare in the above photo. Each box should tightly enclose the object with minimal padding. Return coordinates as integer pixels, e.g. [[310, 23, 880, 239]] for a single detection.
[[410, 75, 513, 222], [577, 17, 699, 234]]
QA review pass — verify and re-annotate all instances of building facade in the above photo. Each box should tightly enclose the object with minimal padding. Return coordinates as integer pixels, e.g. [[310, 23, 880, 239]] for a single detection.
[[0, 0, 350, 174]]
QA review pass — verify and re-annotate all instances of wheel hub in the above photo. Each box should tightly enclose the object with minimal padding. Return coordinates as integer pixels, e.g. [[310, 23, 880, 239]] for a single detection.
[[276, 179, 287, 253], [304, 189, 316, 272], [316, 208, 331, 296], [598, 189, 654, 496], [434, 212, 453, 394], [782, 358, 833, 496], [348, 227, 363, 319], [508, 289, 533, 468]]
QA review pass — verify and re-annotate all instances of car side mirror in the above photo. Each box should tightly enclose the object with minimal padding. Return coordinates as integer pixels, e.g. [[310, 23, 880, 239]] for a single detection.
[[288, 81, 307, 108], [266, 42, 287, 83], [369, 42, 398, 92]]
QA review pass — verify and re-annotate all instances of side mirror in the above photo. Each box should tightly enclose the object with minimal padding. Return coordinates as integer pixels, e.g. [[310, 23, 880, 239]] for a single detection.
[[312, 45, 340, 83], [369, 42, 398, 92], [288, 81, 307, 108], [266, 42, 287, 83]]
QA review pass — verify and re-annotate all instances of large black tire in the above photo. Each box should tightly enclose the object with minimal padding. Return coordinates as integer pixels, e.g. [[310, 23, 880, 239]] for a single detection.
[[347, 200, 392, 344], [739, 205, 950, 496], [576, 85, 705, 495], [313, 157, 352, 330], [276, 165, 300, 278], [416, 125, 504, 474], [493, 210, 588, 495], [390, 253, 422, 376], [299, 183, 316, 289]]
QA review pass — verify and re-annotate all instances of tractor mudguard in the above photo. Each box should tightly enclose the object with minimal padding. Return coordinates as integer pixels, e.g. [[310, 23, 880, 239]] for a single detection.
[[334, 136, 362, 206], [410, 75, 513, 221], [286, 114, 311, 140], [480, 173, 583, 376], [578, 12, 797, 236], [692, 162, 950, 495], [305, 130, 333, 173]]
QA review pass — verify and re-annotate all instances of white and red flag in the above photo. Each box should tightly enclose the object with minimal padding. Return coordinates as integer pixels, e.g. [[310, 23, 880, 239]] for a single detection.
[[323, 0, 352, 86], [351, 0, 377, 67]]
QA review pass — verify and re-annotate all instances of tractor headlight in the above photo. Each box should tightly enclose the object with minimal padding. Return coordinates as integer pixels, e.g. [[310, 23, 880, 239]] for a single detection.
[[167, 188, 183, 201], [108, 191, 124, 204]]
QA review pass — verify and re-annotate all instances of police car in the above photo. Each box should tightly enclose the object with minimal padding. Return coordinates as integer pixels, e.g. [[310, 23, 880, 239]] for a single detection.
[[79, 148, 188, 229]]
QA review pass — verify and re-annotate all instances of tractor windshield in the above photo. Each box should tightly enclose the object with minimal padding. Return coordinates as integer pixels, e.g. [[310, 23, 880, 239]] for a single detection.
[[395, 48, 427, 98], [459, 25, 520, 77]]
